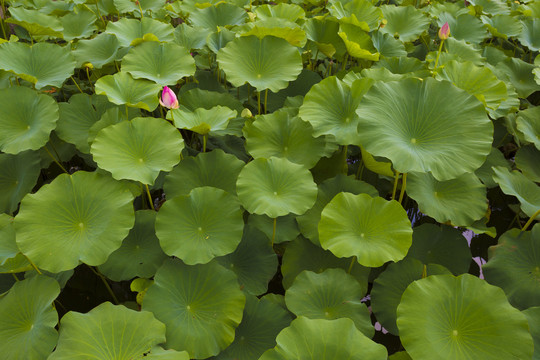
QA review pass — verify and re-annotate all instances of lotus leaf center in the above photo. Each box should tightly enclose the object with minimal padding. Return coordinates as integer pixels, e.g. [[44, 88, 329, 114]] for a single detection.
[[26, 125, 30, 130], [198, 227, 202, 231], [138, 158, 144, 163], [452, 330, 458, 337], [411, 138, 417, 144], [257, 74, 262, 78], [360, 233, 365, 238], [325, 311, 330, 317], [78, 222, 84, 229], [186, 305, 191, 310], [273, 191, 278, 196]]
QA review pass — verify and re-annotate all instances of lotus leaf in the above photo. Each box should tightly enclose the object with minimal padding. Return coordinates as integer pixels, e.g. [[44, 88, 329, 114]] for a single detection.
[[495, 57, 540, 98], [303, 17, 346, 58], [356, 77, 493, 181], [519, 18, 540, 51], [516, 106, 540, 150], [60, 4, 98, 41], [328, 0, 382, 30], [481, 14, 522, 39], [95, 71, 162, 111], [207, 27, 236, 53], [338, 23, 379, 61], [523, 307, 540, 360], [5, 7, 63, 38], [168, 106, 237, 135], [72, 33, 120, 69], [492, 166, 540, 220], [248, 214, 299, 245], [178, 88, 243, 113], [371, 31, 407, 57], [142, 258, 245, 358], [145, 347, 190, 360], [397, 274, 534, 359], [0, 151, 41, 215], [189, 3, 247, 29], [0, 214, 17, 265], [174, 24, 211, 51], [319, 193, 412, 267], [515, 145, 540, 182], [437, 12, 487, 44], [114, 0, 166, 14], [0, 276, 60, 360], [255, 3, 305, 22], [379, 5, 430, 42], [105, 17, 174, 47], [15, 171, 135, 273], [49, 302, 166, 360], [474, 147, 510, 187]]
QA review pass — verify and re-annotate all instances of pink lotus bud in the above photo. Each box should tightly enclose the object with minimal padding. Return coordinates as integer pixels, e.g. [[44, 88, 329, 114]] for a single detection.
[[438, 22, 450, 40], [159, 86, 179, 109]]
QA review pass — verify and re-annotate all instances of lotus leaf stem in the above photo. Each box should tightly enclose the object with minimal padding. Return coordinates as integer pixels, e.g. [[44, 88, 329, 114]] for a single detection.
[[203, 134, 207, 153], [421, 264, 427, 278], [87, 265, 119, 305], [356, 160, 364, 180], [391, 171, 400, 200], [271, 217, 277, 246], [257, 90, 261, 114], [145, 184, 155, 211], [264, 89, 268, 114], [398, 173, 407, 204], [11, 273, 19, 282], [521, 209, 540, 232], [44, 146, 68, 174], [433, 40, 445, 75], [342, 145, 348, 174], [70, 76, 84, 94], [125, 105, 129, 121], [85, 67, 94, 92], [25, 255, 42, 275], [347, 256, 356, 274]]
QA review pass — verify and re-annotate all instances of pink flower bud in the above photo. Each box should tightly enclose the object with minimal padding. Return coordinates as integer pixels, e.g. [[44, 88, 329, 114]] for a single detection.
[[438, 22, 450, 40], [159, 86, 179, 109]]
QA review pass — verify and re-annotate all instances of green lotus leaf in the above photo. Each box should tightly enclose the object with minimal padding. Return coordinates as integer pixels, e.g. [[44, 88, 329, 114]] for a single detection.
[[259, 317, 387, 360], [319, 193, 412, 267], [179, 88, 243, 113], [213, 295, 292, 360], [474, 147, 510, 187], [379, 5, 430, 42], [244, 110, 335, 168], [371, 31, 407, 58], [389, 352, 412, 360], [174, 24, 211, 51], [216, 225, 278, 295], [407, 172, 487, 227], [516, 106, 540, 150], [338, 23, 379, 61], [156, 186, 243, 264], [142, 258, 246, 358], [0, 273, 16, 295], [206, 27, 236, 53], [57, 94, 113, 154], [356, 77, 493, 181], [217, 35, 303, 92], [61, 4, 97, 41], [49, 302, 165, 360], [519, 18, 540, 51], [240, 18, 307, 47], [523, 307, 540, 360], [371, 258, 451, 335], [0, 151, 40, 215], [495, 57, 540, 98], [297, 174, 378, 245], [189, 3, 247, 29], [282, 236, 369, 291], [286, 269, 373, 337], [0, 214, 17, 265], [0, 276, 60, 360], [95, 72, 162, 111], [375, 56, 428, 76], [146, 347, 190, 360], [328, 0, 382, 31], [397, 274, 534, 359], [98, 211, 167, 281], [0, 253, 32, 274], [303, 17, 346, 58], [114, 0, 166, 14], [360, 146, 394, 177], [481, 14, 522, 39], [15, 171, 135, 273], [105, 17, 174, 47], [168, 106, 237, 135], [6, 7, 63, 38], [429, 37, 485, 67], [87, 106, 141, 145], [483, 225, 540, 309], [0, 87, 58, 154], [407, 224, 472, 275], [299, 76, 373, 145], [248, 214, 299, 245], [492, 166, 540, 220], [164, 149, 244, 198], [264, 69, 321, 113], [468, 0, 510, 15], [122, 41, 195, 86], [0, 42, 75, 89], [236, 157, 317, 218], [515, 145, 540, 182], [437, 12, 488, 44], [71, 33, 120, 69], [255, 3, 305, 23], [91, 117, 183, 184], [436, 60, 507, 111]]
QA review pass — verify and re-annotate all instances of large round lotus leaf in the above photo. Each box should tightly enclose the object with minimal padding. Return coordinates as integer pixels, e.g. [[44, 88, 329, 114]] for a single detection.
[[371, 31, 407, 57], [515, 145, 540, 182], [492, 166, 540, 220], [87, 106, 141, 145], [217, 35, 303, 92], [216, 225, 278, 295], [379, 5, 430, 42], [49, 302, 165, 360], [281, 236, 369, 291], [397, 274, 534, 359], [248, 213, 299, 245], [483, 225, 540, 309], [91, 117, 184, 185], [481, 14, 522, 39], [523, 307, 540, 360], [356, 77, 493, 181], [495, 57, 540, 99], [122, 41, 195, 86], [240, 18, 307, 48], [371, 258, 451, 335], [95, 72, 162, 111], [15, 171, 135, 273], [213, 295, 292, 360], [244, 110, 334, 168], [142, 258, 246, 358], [5, 7, 63, 39], [516, 106, 540, 150], [519, 18, 540, 51], [72, 33, 120, 69], [255, 3, 305, 22], [174, 24, 211, 51], [0, 151, 40, 215], [57, 94, 113, 154], [468, 0, 509, 15], [178, 88, 243, 113], [114, 0, 166, 14], [286, 269, 373, 337], [98, 211, 167, 281], [156, 187, 243, 265], [299, 76, 373, 145], [0, 42, 75, 89], [0, 87, 58, 154], [0, 214, 17, 265], [436, 60, 507, 111], [474, 147, 510, 188], [328, 0, 382, 31], [168, 106, 237, 135], [189, 3, 247, 29], [338, 23, 379, 61], [105, 17, 174, 47], [145, 347, 190, 360], [236, 157, 317, 218], [60, 5, 97, 41], [319, 193, 412, 267], [408, 224, 471, 275], [0, 253, 32, 274], [437, 13, 487, 44], [259, 317, 388, 360], [297, 174, 378, 245], [407, 172, 487, 227], [164, 149, 244, 198], [0, 276, 59, 360]]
